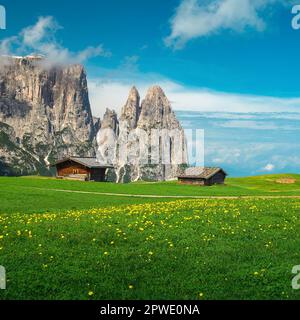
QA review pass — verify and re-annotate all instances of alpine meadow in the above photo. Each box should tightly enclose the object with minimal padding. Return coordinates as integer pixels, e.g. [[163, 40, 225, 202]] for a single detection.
[[0, 175, 300, 300], [1, 0, 300, 305]]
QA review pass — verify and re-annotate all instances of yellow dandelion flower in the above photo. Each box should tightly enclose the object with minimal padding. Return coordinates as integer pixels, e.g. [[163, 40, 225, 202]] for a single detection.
[[88, 291, 94, 296]]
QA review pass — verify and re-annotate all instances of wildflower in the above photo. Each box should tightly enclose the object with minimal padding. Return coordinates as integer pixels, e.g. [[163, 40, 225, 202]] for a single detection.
[[128, 285, 134, 289], [88, 291, 94, 296]]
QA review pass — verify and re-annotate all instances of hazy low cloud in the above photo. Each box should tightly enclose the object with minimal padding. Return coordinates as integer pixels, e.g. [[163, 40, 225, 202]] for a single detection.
[[165, 0, 286, 49], [217, 120, 299, 131], [88, 77, 300, 118], [262, 163, 275, 171], [0, 16, 110, 66]]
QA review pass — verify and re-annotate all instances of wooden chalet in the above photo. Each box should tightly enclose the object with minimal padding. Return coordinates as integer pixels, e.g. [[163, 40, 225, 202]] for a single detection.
[[53, 157, 113, 182], [178, 167, 227, 186]]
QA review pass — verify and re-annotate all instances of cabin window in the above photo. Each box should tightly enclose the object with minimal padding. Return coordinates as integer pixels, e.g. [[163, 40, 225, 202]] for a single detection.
[[73, 169, 79, 174]]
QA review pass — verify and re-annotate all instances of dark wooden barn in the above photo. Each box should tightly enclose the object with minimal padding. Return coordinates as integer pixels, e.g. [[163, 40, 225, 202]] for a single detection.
[[53, 157, 113, 182], [178, 167, 227, 186]]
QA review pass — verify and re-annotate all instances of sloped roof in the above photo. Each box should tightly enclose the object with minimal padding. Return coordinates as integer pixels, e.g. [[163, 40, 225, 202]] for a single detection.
[[178, 167, 227, 179], [53, 157, 114, 169]]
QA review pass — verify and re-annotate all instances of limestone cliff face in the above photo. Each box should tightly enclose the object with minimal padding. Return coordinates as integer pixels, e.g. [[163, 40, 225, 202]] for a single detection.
[[96, 86, 188, 182], [0, 56, 96, 175]]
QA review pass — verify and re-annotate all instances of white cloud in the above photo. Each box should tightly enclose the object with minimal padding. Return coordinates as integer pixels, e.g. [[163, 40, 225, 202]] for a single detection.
[[21, 16, 60, 47], [88, 77, 300, 118], [165, 0, 285, 48], [0, 16, 110, 66], [262, 163, 275, 171]]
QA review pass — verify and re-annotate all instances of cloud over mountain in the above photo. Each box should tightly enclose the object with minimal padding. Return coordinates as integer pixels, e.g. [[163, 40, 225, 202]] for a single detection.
[[0, 16, 110, 67]]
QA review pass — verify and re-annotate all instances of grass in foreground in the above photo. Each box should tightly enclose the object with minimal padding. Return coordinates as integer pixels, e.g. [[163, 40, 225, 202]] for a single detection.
[[0, 198, 300, 300], [1, 174, 300, 214]]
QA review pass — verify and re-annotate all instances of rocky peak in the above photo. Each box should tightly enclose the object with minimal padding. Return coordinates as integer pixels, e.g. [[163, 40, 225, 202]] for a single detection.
[[120, 86, 140, 129], [0, 55, 97, 175], [101, 108, 119, 133], [145, 85, 166, 99], [138, 85, 180, 130]]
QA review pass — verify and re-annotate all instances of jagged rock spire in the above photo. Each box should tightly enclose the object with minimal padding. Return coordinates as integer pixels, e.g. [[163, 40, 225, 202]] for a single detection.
[[120, 86, 140, 129], [101, 108, 119, 133], [138, 85, 180, 129]]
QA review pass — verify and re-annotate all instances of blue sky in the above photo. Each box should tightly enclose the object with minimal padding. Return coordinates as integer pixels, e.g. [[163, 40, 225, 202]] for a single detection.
[[0, 0, 300, 176]]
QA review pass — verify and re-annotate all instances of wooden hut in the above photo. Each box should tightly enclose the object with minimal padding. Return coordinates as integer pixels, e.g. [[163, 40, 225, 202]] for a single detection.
[[178, 167, 227, 186], [53, 157, 113, 182]]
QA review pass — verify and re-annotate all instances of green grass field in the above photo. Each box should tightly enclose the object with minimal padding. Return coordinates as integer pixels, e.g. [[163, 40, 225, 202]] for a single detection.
[[0, 175, 300, 300], [1, 174, 300, 214]]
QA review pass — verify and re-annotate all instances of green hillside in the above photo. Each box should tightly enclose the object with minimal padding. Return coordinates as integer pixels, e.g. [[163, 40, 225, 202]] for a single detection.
[[0, 175, 299, 300], [0, 174, 300, 214]]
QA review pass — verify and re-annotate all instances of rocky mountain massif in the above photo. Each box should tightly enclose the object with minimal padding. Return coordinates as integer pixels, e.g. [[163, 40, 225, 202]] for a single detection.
[[96, 86, 188, 182], [0, 55, 188, 181], [0, 56, 97, 175]]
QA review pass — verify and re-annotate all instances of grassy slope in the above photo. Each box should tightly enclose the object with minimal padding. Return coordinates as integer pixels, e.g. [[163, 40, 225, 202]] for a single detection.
[[0, 175, 300, 300], [0, 174, 300, 214], [0, 198, 299, 300]]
